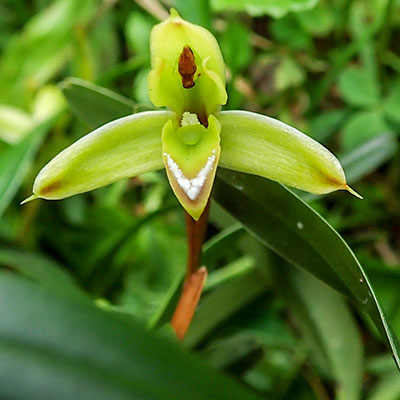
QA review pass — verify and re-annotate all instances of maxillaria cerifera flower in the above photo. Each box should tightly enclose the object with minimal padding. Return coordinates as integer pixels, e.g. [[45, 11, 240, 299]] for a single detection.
[[23, 10, 360, 220]]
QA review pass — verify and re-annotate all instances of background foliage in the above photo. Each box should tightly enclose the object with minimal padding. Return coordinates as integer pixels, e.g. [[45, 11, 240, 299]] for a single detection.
[[0, 0, 400, 399]]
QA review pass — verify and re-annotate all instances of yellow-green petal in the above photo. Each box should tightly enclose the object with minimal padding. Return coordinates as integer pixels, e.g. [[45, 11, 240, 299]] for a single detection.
[[29, 111, 173, 200], [218, 110, 358, 196]]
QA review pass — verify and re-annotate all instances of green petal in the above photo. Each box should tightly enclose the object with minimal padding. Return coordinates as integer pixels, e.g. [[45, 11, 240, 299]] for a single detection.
[[162, 114, 221, 220], [30, 111, 173, 200], [218, 111, 357, 196], [148, 10, 227, 117]]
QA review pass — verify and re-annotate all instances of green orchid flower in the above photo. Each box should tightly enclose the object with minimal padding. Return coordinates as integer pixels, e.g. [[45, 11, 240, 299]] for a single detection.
[[23, 10, 360, 220]]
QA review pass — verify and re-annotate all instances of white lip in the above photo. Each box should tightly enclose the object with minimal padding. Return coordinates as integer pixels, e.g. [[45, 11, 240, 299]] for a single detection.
[[164, 150, 216, 200]]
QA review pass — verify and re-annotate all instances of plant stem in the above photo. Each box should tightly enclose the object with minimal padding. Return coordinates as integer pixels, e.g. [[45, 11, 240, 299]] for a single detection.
[[171, 267, 208, 341], [171, 201, 211, 340], [184, 200, 210, 281]]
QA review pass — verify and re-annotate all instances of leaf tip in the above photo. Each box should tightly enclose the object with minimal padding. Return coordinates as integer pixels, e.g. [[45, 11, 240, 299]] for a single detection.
[[20, 194, 38, 205]]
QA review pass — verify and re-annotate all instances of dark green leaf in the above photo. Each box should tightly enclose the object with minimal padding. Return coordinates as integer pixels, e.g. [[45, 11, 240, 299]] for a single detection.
[[0, 273, 263, 400], [213, 169, 400, 369], [184, 269, 267, 348], [204, 333, 264, 373], [60, 77, 136, 128], [0, 247, 84, 298]]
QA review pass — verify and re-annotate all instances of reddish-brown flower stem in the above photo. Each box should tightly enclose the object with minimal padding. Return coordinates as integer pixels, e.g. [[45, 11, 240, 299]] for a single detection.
[[184, 200, 210, 281], [171, 200, 210, 341], [171, 266, 208, 341]]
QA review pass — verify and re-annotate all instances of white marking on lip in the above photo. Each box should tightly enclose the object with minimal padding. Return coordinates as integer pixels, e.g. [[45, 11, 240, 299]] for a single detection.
[[164, 150, 216, 201]]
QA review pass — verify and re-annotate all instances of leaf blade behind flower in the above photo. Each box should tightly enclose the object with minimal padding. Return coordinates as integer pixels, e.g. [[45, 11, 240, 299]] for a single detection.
[[60, 77, 138, 129], [213, 169, 400, 369]]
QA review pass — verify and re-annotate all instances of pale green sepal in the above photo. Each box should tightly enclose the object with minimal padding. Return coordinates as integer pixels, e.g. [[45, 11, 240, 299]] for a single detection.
[[162, 114, 221, 220], [148, 10, 227, 117], [218, 110, 355, 196], [31, 111, 173, 200]]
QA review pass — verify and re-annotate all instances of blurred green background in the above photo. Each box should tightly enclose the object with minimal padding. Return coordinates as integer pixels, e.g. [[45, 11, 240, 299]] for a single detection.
[[0, 0, 400, 399]]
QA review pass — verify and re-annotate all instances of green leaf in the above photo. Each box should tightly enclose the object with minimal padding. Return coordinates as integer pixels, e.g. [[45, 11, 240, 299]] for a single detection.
[[176, 0, 212, 29], [0, 0, 97, 107], [204, 256, 256, 292], [203, 333, 264, 373], [0, 119, 52, 217], [368, 372, 400, 400], [309, 109, 348, 143], [184, 268, 267, 348], [0, 247, 84, 299], [340, 133, 397, 183], [338, 66, 380, 107], [342, 109, 390, 150], [125, 12, 153, 59], [213, 169, 400, 369], [295, 1, 334, 37], [220, 21, 252, 74], [274, 263, 363, 400], [60, 77, 136, 128], [0, 273, 263, 400], [384, 79, 400, 125], [218, 111, 354, 196], [270, 15, 311, 51], [28, 111, 173, 201], [275, 56, 305, 91], [211, 0, 319, 18]]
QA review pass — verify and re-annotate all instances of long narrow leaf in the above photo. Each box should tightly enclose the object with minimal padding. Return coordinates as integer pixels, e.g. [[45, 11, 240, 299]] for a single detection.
[[213, 169, 400, 369], [60, 78, 137, 128]]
